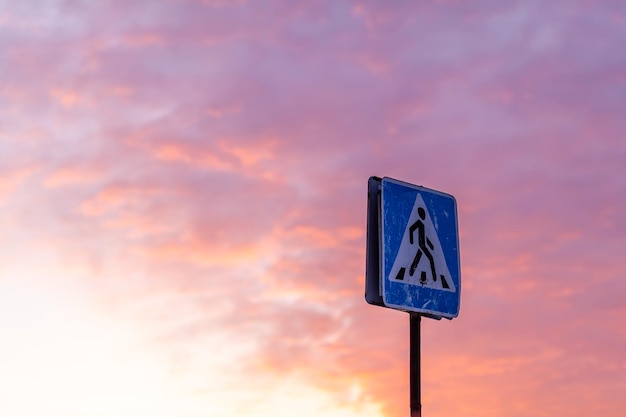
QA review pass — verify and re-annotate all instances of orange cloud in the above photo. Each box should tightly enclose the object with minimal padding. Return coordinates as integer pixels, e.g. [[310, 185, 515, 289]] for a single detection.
[[43, 166, 103, 188], [0, 165, 37, 205], [49, 88, 81, 108], [123, 33, 166, 47]]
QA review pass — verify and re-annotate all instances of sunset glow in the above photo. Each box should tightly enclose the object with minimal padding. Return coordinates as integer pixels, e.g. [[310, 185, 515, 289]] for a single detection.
[[1, 1, 625, 416]]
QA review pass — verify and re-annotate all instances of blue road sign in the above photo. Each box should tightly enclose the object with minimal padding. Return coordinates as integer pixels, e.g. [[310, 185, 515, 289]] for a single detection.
[[367, 177, 461, 319]]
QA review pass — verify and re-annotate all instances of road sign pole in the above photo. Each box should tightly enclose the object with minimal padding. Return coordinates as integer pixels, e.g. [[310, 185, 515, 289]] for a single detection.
[[410, 312, 421, 417]]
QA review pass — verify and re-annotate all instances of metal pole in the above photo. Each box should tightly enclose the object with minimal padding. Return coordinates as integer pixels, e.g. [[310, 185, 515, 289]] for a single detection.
[[410, 313, 421, 417]]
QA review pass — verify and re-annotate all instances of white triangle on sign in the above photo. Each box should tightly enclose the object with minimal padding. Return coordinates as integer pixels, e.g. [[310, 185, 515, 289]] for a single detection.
[[389, 194, 455, 292]]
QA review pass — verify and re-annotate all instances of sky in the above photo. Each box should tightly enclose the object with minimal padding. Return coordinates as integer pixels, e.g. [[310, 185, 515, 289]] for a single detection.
[[0, 0, 625, 416]]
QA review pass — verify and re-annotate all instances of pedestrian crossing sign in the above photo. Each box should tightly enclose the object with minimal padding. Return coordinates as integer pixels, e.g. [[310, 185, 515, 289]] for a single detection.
[[365, 177, 461, 319]]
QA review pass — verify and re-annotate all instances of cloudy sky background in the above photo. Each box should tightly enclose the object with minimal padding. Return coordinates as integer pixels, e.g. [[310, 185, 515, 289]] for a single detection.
[[1, 1, 625, 416]]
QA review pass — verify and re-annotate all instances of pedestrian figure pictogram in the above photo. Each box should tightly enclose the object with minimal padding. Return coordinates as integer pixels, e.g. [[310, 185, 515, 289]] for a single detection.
[[389, 194, 455, 292], [405, 207, 451, 289]]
